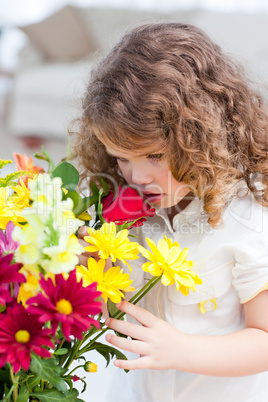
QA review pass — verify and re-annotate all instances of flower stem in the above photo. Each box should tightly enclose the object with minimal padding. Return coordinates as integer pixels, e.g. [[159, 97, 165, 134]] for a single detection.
[[63, 339, 83, 369], [10, 368, 19, 401], [68, 364, 85, 376]]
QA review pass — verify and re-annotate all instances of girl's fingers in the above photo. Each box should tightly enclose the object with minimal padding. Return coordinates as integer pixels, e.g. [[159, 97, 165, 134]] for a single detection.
[[78, 254, 90, 266], [105, 317, 150, 341], [77, 226, 89, 238], [114, 356, 152, 371], [105, 333, 149, 356], [78, 238, 91, 248], [115, 301, 160, 328]]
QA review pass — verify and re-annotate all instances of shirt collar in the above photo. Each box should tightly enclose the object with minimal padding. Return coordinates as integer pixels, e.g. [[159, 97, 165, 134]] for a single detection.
[[155, 197, 209, 232]]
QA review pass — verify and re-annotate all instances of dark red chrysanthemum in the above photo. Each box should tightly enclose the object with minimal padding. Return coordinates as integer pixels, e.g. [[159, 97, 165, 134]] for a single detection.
[[102, 186, 155, 228], [0, 303, 53, 372], [0, 253, 25, 305], [27, 270, 102, 341]]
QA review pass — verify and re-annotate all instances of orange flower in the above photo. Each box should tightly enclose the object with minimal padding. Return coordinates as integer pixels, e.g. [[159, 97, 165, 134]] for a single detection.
[[13, 153, 44, 186]]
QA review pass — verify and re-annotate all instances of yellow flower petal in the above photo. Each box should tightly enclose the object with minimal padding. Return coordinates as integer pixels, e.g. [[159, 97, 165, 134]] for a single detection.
[[83, 222, 139, 270], [76, 257, 135, 303], [140, 236, 201, 296]]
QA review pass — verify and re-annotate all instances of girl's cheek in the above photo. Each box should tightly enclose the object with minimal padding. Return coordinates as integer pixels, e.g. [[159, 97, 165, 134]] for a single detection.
[[117, 164, 130, 182]]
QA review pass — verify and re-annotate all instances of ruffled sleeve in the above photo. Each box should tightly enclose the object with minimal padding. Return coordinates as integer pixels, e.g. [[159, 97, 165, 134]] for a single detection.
[[230, 195, 268, 303]]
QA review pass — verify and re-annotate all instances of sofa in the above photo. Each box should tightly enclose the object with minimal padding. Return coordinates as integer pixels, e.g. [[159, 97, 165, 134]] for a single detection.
[[7, 5, 268, 141]]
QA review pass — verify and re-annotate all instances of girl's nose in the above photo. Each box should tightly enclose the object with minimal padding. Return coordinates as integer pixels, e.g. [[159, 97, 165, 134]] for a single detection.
[[131, 165, 152, 185]]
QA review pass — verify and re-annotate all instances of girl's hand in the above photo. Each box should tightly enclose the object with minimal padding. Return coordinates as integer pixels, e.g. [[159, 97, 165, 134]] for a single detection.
[[77, 226, 100, 266], [105, 301, 187, 371], [105, 292, 268, 376]]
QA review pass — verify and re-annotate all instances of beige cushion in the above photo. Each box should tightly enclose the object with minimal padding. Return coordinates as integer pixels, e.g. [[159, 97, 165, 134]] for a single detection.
[[19, 5, 97, 61]]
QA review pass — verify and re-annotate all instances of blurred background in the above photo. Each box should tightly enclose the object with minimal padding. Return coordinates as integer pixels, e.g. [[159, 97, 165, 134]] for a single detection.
[[0, 0, 268, 398], [1, 0, 268, 169]]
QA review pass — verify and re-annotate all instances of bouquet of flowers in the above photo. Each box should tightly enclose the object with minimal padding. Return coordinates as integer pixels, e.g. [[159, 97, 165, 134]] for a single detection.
[[0, 151, 202, 401]]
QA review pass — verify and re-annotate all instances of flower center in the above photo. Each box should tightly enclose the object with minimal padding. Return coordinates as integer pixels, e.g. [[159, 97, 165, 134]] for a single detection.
[[15, 330, 30, 343], [59, 251, 70, 263], [56, 299, 73, 315]]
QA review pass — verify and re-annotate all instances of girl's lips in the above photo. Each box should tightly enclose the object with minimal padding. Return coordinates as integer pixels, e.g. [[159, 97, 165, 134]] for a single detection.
[[142, 193, 165, 203]]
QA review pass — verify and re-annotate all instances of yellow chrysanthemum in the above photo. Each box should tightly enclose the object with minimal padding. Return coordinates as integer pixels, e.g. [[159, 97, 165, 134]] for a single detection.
[[0, 187, 26, 229], [138, 235, 202, 295], [76, 257, 135, 303], [84, 222, 139, 270], [17, 271, 40, 306], [10, 179, 31, 209]]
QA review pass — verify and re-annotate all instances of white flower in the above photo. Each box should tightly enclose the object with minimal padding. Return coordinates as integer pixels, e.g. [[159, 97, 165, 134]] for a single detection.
[[52, 198, 84, 235], [42, 234, 84, 274], [28, 174, 63, 207]]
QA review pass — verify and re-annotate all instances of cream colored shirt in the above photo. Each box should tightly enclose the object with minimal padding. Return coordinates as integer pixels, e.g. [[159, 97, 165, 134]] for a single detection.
[[106, 190, 268, 402]]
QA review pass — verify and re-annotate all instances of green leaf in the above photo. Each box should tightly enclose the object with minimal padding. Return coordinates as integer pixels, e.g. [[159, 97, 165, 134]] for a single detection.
[[79, 377, 87, 394], [107, 299, 118, 317], [63, 190, 83, 217], [26, 375, 41, 390], [17, 384, 29, 402], [90, 180, 99, 197], [30, 354, 68, 395], [88, 341, 128, 369], [54, 348, 69, 356], [107, 300, 127, 338], [51, 162, 79, 192], [0, 368, 12, 386], [97, 189, 105, 224], [30, 387, 84, 402], [63, 378, 73, 391], [81, 194, 99, 210], [100, 177, 109, 193]]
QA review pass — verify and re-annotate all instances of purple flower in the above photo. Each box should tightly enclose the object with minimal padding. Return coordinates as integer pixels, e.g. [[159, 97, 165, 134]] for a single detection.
[[0, 222, 19, 256]]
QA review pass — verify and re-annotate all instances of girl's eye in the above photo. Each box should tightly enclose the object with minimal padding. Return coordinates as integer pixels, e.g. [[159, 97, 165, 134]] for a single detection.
[[147, 153, 164, 161], [116, 157, 128, 162]]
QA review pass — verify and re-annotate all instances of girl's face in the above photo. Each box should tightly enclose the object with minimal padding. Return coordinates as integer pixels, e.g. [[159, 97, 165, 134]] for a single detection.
[[105, 144, 191, 212]]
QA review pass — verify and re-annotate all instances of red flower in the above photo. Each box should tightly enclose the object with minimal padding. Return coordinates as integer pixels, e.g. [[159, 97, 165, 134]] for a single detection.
[[0, 253, 25, 306], [102, 186, 155, 228], [27, 270, 102, 341], [0, 304, 53, 372]]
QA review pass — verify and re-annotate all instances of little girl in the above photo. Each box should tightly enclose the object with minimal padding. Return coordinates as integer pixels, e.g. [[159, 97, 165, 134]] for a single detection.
[[74, 23, 268, 401]]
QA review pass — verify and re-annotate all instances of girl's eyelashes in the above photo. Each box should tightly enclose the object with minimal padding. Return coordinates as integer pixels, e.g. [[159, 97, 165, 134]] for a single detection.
[[147, 153, 165, 161], [113, 153, 165, 162]]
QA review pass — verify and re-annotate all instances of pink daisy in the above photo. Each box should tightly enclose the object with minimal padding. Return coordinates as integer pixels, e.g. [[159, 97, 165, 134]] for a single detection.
[[0, 303, 53, 373], [27, 270, 102, 341]]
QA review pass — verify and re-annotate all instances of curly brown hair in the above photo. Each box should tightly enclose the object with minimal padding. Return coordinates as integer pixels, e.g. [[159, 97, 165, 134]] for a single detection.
[[71, 22, 268, 226]]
